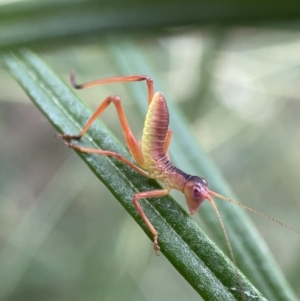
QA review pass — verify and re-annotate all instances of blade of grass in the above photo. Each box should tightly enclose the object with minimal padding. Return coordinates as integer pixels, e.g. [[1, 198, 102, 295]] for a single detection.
[[103, 38, 299, 301], [1, 0, 300, 51], [1, 49, 266, 301]]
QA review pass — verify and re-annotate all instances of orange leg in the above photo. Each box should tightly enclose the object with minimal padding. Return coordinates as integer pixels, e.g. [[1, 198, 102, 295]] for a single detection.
[[65, 141, 169, 254], [70, 70, 154, 105], [133, 189, 170, 255], [58, 95, 145, 167], [63, 142, 149, 178], [65, 142, 169, 255], [60, 72, 169, 254]]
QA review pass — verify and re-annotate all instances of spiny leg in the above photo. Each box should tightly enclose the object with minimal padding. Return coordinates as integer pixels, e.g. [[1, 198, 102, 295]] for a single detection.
[[133, 189, 169, 255], [58, 95, 145, 167], [71, 70, 154, 105]]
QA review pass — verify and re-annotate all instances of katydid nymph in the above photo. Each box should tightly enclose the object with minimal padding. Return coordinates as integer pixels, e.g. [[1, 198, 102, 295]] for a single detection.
[[58, 71, 300, 301]]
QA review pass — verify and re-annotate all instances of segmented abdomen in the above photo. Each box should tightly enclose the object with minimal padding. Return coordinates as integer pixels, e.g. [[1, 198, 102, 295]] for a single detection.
[[142, 92, 169, 177]]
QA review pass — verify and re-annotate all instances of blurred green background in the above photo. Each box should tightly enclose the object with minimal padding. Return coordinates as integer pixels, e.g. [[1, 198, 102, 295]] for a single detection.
[[1, 1, 300, 300]]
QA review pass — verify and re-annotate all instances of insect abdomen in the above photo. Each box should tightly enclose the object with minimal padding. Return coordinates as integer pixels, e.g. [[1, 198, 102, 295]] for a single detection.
[[142, 92, 169, 174]]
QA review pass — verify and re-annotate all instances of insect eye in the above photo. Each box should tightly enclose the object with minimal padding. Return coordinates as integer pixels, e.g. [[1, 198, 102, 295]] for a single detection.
[[192, 186, 201, 199]]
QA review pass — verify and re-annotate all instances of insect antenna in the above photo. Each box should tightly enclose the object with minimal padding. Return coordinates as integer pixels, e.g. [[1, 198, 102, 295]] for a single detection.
[[207, 196, 245, 301], [209, 190, 300, 235]]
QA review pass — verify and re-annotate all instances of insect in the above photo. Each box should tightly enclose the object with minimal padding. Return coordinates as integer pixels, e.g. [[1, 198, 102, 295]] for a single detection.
[[58, 71, 299, 299], [58, 71, 237, 255]]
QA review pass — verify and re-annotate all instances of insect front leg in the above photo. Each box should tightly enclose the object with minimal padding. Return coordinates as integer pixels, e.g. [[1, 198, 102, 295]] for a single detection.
[[133, 189, 169, 255]]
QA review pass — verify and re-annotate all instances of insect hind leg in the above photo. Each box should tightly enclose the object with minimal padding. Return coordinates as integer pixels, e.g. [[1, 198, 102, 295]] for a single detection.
[[58, 95, 145, 167]]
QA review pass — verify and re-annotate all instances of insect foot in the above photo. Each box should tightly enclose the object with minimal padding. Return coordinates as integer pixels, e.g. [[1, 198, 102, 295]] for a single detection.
[[154, 237, 160, 256]]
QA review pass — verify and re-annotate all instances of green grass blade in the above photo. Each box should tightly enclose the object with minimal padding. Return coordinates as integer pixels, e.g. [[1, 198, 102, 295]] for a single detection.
[[2, 49, 266, 301], [103, 38, 299, 301], [1, 0, 300, 51]]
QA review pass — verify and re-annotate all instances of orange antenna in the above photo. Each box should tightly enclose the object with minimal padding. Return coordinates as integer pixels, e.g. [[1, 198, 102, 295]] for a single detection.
[[208, 190, 300, 235], [206, 196, 245, 301]]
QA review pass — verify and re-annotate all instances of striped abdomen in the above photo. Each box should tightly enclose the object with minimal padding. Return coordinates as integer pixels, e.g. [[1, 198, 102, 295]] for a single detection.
[[141, 92, 190, 191], [142, 92, 169, 177]]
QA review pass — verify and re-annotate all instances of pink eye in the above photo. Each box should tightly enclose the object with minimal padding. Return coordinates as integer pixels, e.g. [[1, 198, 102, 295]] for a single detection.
[[192, 186, 201, 198]]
